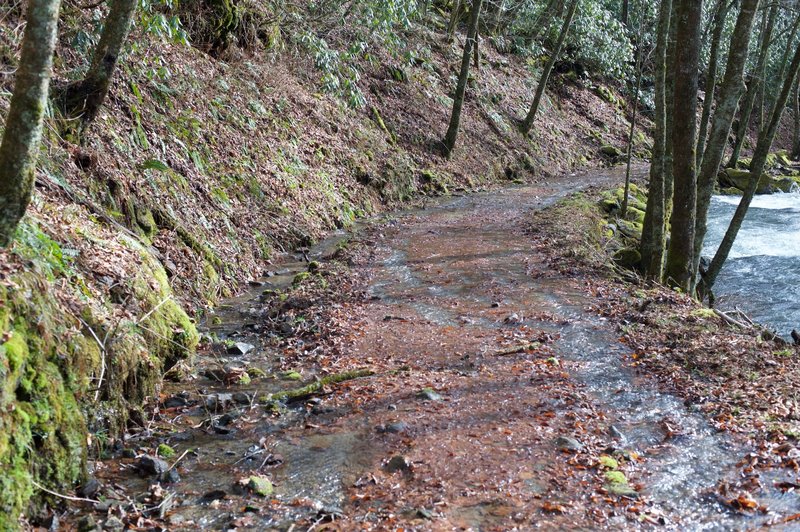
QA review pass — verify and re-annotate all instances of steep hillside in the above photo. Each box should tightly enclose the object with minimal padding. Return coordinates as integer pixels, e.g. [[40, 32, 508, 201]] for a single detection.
[[0, 3, 645, 525]]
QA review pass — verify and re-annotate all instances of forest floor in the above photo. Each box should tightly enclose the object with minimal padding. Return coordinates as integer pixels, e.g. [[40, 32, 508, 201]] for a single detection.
[[57, 166, 800, 531]]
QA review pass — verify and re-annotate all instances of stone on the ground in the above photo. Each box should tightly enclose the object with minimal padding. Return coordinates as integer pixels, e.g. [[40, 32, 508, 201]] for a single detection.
[[555, 435, 584, 452], [103, 516, 125, 531], [416, 388, 442, 401], [228, 342, 255, 355], [247, 475, 274, 497], [137, 455, 169, 476], [385, 455, 412, 473]]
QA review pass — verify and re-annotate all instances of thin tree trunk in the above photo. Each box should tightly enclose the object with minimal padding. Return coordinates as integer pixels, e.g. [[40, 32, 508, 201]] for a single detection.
[[621, 0, 646, 219], [793, 76, 800, 159], [622, 0, 630, 26], [728, 1, 778, 168], [443, 0, 483, 158], [59, 0, 137, 127], [663, 0, 679, 223], [693, 0, 760, 296], [705, 39, 800, 291], [447, 0, 463, 42], [640, 0, 672, 279], [696, 0, 730, 169], [0, 0, 62, 246], [664, 0, 703, 292], [521, 0, 578, 135]]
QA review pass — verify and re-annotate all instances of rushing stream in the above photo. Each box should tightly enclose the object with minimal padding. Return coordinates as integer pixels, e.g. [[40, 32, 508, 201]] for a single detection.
[[704, 192, 800, 336]]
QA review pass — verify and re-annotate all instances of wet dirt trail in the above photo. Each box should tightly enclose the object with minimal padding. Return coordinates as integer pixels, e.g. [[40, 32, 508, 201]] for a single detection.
[[84, 171, 798, 531]]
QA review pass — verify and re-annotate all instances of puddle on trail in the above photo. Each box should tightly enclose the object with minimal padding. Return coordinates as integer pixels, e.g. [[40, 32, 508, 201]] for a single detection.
[[88, 169, 800, 530]]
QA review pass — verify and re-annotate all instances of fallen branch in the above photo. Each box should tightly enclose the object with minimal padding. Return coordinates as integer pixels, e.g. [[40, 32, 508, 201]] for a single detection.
[[31, 479, 99, 505], [714, 309, 750, 330], [264, 368, 374, 403], [494, 343, 540, 356]]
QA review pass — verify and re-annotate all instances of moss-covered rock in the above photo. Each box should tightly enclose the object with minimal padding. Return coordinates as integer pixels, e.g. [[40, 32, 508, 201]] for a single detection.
[[613, 248, 641, 269], [719, 168, 800, 194]]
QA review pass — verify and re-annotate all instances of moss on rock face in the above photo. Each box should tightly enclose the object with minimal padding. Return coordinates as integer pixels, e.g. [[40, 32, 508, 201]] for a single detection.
[[0, 226, 198, 526], [0, 278, 97, 529]]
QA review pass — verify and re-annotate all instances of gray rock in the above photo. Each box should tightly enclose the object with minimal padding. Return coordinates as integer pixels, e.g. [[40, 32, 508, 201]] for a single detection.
[[138, 455, 169, 476], [555, 435, 584, 452], [416, 388, 442, 401], [102, 516, 125, 531], [385, 455, 412, 473], [77, 515, 99, 532], [228, 342, 255, 355], [609, 425, 625, 440], [160, 468, 180, 484], [385, 422, 408, 433]]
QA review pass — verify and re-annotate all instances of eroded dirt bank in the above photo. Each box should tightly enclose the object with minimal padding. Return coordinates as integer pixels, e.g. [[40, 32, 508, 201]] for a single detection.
[[64, 170, 800, 530]]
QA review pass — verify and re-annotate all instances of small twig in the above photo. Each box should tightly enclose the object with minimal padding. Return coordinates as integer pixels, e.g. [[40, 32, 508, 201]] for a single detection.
[[136, 297, 171, 325], [30, 479, 100, 504], [79, 317, 106, 402], [168, 449, 190, 471]]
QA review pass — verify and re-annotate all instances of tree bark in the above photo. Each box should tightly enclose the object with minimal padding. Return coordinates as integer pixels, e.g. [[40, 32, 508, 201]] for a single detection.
[[705, 38, 800, 291], [728, 1, 778, 168], [621, 0, 646, 219], [0, 0, 63, 247], [621, 0, 630, 26], [520, 0, 578, 136], [663, 0, 679, 223], [693, 0, 760, 296], [442, 0, 483, 158], [59, 0, 137, 127], [447, 0, 463, 42], [793, 76, 800, 159], [640, 0, 673, 279], [664, 0, 703, 292], [696, 0, 730, 169]]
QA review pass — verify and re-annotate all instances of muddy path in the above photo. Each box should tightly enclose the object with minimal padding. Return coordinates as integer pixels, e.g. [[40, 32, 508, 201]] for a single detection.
[[77, 170, 798, 531]]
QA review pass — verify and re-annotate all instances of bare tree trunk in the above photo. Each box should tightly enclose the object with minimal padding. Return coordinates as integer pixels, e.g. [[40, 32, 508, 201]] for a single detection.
[[793, 76, 800, 159], [640, 0, 673, 279], [447, 0, 463, 42], [664, 0, 703, 292], [728, 1, 778, 168], [521, 0, 578, 135], [621, 0, 630, 26], [705, 39, 800, 291], [443, 0, 483, 158], [696, 0, 730, 169], [621, 0, 646, 219], [663, 0, 679, 222], [694, 0, 760, 297], [0, 0, 62, 246], [59, 0, 137, 128]]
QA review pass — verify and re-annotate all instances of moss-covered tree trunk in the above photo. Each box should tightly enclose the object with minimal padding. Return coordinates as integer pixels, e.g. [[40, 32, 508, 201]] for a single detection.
[[0, 0, 63, 247], [59, 0, 137, 127], [640, 0, 672, 279], [696, 0, 730, 169], [663, 0, 678, 222], [705, 38, 800, 292], [728, 2, 778, 168], [664, 0, 703, 292], [693, 0, 760, 294], [443, 0, 483, 158], [520, 0, 578, 136]]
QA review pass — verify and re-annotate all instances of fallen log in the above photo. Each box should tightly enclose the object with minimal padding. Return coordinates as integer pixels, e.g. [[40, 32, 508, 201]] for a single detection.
[[262, 368, 375, 404]]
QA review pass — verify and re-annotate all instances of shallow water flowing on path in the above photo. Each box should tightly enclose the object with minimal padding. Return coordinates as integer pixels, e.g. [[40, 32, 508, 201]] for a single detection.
[[91, 171, 799, 530]]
